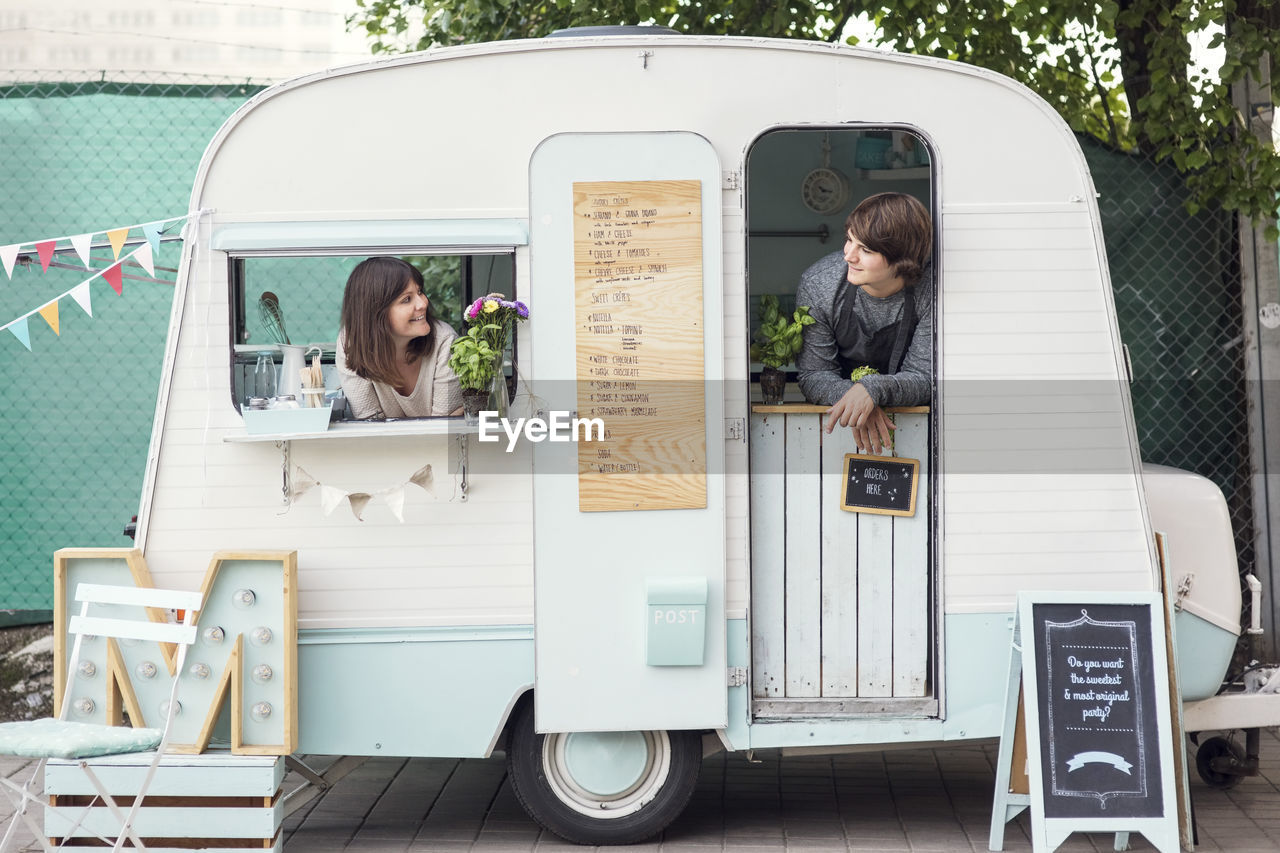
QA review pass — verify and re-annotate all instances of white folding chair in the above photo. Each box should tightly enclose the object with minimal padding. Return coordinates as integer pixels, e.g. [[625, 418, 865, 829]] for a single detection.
[[0, 582, 202, 852]]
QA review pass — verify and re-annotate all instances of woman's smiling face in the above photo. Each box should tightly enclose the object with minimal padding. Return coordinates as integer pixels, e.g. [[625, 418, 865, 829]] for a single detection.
[[386, 278, 429, 342]]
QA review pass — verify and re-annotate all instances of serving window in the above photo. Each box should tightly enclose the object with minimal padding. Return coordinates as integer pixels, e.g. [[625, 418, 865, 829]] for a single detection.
[[745, 126, 933, 401], [227, 250, 516, 416]]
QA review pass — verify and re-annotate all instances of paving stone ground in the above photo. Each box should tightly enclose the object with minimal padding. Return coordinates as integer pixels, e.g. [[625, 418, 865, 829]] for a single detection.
[[2, 730, 1279, 851]]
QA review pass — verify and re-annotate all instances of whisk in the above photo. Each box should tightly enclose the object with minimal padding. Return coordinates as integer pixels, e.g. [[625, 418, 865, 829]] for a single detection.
[[257, 291, 291, 345]]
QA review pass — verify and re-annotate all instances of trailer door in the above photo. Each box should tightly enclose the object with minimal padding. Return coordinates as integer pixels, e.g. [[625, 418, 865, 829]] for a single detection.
[[528, 132, 726, 732]]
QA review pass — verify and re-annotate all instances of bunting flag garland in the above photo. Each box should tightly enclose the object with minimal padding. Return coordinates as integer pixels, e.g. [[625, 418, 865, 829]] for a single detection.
[[69, 233, 93, 268], [347, 493, 373, 519], [1, 244, 19, 279], [38, 302, 59, 336], [8, 316, 30, 351], [35, 241, 56, 272], [0, 214, 188, 281], [319, 485, 347, 516], [292, 463, 435, 522], [134, 242, 155, 278], [142, 222, 163, 256], [102, 262, 124, 296], [70, 281, 93, 318], [384, 487, 406, 522], [0, 212, 203, 353], [105, 228, 129, 259]]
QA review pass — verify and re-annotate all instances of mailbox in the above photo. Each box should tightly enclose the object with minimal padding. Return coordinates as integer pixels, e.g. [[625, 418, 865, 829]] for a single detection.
[[646, 577, 708, 666]]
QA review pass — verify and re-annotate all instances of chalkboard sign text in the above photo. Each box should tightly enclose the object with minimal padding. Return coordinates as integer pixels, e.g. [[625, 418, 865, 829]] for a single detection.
[[840, 453, 919, 516], [1032, 602, 1162, 820]]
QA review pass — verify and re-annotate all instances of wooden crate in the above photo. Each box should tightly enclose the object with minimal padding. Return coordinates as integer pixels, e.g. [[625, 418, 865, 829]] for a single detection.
[[45, 751, 283, 851]]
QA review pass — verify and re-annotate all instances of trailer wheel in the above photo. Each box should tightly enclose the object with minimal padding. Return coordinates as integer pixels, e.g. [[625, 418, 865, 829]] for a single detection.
[[1195, 736, 1245, 789], [505, 699, 702, 844]]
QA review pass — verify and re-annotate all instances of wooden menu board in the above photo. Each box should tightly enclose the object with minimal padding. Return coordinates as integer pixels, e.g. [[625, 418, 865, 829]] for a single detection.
[[572, 180, 706, 512]]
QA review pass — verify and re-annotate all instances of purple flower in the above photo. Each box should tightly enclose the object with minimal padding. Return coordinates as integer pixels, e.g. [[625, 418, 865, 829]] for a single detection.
[[465, 298, 483, 320], [514, 301, 529, 318]]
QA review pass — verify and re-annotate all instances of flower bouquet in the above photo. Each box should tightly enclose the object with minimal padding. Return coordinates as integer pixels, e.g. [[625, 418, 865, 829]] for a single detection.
[[449, 293, 529, 419]]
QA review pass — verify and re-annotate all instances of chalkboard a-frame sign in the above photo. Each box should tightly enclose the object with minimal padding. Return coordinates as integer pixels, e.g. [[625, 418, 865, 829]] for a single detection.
[[990, 592, 1178, 853], [840, 453, 919, 516]]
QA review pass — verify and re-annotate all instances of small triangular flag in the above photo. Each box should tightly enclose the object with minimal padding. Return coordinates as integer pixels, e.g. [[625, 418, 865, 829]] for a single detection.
[[142, 221, 164, 255], [71, 282, 93, 317], [290, 466, 319, 500], [383, 486, 406, 523], [408, 464, 434, 493], [7, 317, 31, 351], [0, 244, 18, 279], [133, 242, 154, 277], [38, 302, 59, 336], [69, 233, 93, 267], [320, 485, 347, 516], [102, 263, 123, 295], [35, 241, 56, 272], [347, 493, 372, 521], [106, 228, 129, 259]]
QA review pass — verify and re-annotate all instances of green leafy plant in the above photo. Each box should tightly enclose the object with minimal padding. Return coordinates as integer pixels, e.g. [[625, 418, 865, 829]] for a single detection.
[[448, 293, 530, 391], [849, 365, 879, 382], [447, 325, 500, 391], [750, 294, 815, 369]]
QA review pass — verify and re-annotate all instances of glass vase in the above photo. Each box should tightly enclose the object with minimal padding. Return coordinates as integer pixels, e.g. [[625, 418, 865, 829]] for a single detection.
[[488, 357, 510, 420], [462, 388, 487, 425]]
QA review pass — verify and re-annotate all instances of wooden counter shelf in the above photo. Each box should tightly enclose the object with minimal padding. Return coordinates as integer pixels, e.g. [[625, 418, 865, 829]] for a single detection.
[[750, 403, 930, 414]]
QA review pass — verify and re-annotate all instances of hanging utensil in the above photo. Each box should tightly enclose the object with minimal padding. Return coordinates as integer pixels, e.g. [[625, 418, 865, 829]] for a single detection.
[[257, 291, 290, 345]]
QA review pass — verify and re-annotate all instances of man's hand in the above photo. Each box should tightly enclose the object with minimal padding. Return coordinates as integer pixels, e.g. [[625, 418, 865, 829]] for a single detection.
[[824, 383, 894, 454]]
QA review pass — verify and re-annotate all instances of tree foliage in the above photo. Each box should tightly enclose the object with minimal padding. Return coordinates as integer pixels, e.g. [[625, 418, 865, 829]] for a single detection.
[[348, 0, 1280, 230]]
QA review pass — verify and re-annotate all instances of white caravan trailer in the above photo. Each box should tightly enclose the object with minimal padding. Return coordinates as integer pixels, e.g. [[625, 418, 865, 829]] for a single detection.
[[127, 32, 1248, 843]]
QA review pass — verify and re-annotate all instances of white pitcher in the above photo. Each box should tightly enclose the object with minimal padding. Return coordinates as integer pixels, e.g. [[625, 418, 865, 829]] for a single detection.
[[278, 344, 306, 401]]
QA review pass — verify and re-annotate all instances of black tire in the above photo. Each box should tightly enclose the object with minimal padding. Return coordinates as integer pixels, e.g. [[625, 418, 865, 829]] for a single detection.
[[505, 697, 702, 845], [1195, 735, 1245, 790]]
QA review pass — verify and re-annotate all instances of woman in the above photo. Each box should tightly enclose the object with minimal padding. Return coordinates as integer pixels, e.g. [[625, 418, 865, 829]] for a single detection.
[[336, 257, 463, 418]]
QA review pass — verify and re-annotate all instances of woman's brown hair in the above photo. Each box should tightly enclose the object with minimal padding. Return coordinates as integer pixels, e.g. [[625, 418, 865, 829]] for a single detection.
[[340, 257, 437, 387], [845, 192, 933, 286]]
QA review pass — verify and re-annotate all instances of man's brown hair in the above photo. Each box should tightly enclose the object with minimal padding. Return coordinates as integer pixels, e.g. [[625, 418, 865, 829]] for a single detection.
[[845, 192, 933, 286]]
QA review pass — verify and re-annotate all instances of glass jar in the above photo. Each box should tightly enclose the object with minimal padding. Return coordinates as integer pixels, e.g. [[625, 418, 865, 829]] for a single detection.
[[253, 352, 277, 400]]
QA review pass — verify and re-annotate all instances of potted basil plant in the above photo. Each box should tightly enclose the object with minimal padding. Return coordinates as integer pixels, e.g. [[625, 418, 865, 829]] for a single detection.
[[751, 294, 815, 405], [448, 325, 499, 419]]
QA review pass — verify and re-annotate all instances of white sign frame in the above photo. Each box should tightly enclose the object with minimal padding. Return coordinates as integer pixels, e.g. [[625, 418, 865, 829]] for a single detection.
[[991, 590, 1179, 853]]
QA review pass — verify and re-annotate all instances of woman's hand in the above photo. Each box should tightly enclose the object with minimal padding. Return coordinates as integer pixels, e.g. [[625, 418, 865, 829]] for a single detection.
[[824, 383, 894, 454]]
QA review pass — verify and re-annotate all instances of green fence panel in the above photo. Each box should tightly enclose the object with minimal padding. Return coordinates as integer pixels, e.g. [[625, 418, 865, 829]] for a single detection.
[[0, 78, 1254, 613], [0, 76, 264, 610]]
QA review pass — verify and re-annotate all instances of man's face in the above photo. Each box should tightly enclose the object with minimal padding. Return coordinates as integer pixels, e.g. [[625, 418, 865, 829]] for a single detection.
[[843, 230, 898, 295]]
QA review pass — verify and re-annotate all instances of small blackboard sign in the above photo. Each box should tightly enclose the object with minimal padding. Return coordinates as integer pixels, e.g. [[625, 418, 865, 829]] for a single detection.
[[1031, 602, 1162, 819], [840, 453, 918, 516]]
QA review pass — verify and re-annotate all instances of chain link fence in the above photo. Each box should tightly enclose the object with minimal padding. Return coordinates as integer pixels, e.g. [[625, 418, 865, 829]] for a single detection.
[[1080, 135, 1255, 602], [0, 73, 266, 612], [0, 73, 1254, 615]]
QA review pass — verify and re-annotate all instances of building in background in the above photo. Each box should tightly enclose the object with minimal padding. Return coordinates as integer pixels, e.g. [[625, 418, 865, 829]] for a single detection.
[[0, 0, 371, 84]]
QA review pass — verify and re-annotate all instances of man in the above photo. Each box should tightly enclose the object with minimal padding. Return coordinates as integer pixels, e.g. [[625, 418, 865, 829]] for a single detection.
[[795, 192, 933, 454]]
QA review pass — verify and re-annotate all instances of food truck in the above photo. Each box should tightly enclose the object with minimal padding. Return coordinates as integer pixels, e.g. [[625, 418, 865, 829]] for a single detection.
[[59, 31, 1259, 845]]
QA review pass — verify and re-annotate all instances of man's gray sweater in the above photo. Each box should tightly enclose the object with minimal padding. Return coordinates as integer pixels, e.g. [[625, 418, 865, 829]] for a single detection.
[[793, 251, 933, 408]]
